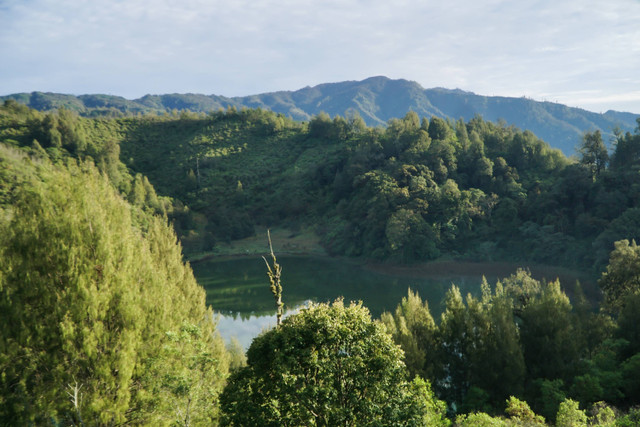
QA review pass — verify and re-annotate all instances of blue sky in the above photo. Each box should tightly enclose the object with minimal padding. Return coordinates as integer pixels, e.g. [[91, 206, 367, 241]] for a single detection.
[[2, 0, 640, 113]]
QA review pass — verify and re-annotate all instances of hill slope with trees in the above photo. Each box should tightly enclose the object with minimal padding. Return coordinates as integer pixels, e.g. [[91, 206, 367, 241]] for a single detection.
[[3, 100, 640, 276], [3, 76, 638, 155]]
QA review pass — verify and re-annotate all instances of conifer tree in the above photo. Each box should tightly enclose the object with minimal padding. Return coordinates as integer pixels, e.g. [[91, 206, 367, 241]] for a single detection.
[[0, 147, 228, 425], [381, 289, 438, 379]]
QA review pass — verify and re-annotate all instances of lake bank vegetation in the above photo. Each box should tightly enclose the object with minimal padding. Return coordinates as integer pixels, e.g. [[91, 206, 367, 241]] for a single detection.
[[2, 99, 640, 424]]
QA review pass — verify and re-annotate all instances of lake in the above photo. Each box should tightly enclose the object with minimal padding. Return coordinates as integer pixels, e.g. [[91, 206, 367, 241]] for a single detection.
[[191, 255, 550, 348]]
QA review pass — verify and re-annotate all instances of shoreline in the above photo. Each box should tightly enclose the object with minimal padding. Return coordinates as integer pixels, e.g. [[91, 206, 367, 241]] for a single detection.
[[187, 227, 599, 299], [191, 250, 598, 295]]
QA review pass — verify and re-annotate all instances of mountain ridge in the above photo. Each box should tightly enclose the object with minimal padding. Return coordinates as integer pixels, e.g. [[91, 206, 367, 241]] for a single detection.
[[2, 76, 638, 155]]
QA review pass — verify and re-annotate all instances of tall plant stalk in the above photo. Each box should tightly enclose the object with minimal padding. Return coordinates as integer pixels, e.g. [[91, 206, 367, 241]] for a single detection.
[[263, 230, 284, 327]]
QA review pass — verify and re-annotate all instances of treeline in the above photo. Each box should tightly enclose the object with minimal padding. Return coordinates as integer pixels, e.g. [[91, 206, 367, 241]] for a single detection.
[[383, 257, 640, 424], [0, 99, 177, 216], [308, 112, 640, 273], [4, 100, 640, 273]]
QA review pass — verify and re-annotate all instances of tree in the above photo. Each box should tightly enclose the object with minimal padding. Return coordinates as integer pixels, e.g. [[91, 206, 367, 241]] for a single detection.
[[587, 401, 616, 427], [434, 279, 525, 413], [455, 411, 506, 426], [579, 130, 608, 180], [468, 283, 525, 406], [555, 398, 587, 427], [144, 323, 228, 426], [610, 129, 640, 170], [0, 148, 229, 424], [504, 396, 546, 425], [220, 300, 448, 426], [381, 289, 438, 379], [56, 108, 87, 153], [437, 286, 472, 407], [385, 208, 438, 261], [428, 117, 453, 142], [593, 211, 640, 269], [308, 111, 334, 139], [617, 293, 640, 357], [518, 279, 579, 383], [599, 239, 640, 313]]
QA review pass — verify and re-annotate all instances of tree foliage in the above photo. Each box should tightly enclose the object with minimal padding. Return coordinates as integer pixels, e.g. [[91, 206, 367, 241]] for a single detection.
[[0, 147, 228, 425], [599, 239, 640, 313], [220, 300, 448, 426]]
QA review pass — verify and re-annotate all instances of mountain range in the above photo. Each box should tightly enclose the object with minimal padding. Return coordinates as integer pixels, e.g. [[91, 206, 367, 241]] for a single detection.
[[2, 76, 638, 155]]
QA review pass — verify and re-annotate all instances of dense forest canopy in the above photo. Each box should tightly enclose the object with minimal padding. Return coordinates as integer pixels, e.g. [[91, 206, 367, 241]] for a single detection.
[[3, 100, 637, 274], [3, 99, 640, 424]]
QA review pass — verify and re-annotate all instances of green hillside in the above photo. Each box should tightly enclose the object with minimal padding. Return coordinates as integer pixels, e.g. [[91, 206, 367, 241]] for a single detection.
[[4, 99, 639, 274], [3, 76, 638, 155]]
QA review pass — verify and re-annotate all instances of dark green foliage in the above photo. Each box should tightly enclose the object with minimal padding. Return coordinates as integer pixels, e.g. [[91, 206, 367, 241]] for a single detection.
[[433, 279, 527, 413], [380, 265, 640, 421], [7, 100, 640, 271], [519, 281, 579, 382], [579, 130, 608, 180]]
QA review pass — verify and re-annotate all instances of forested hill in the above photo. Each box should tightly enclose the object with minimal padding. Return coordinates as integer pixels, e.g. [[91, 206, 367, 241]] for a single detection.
[[3, 100, 640, 276], [3, 76, 638, 155]]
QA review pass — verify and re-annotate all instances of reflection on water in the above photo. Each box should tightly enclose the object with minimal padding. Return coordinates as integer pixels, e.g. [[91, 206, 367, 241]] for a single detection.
[[214, 301, 311, 349], [193, 256, 491, 349]]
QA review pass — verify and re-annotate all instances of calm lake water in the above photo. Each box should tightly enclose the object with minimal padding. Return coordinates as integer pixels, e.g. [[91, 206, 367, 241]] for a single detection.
[[191, 255, 500, 348]]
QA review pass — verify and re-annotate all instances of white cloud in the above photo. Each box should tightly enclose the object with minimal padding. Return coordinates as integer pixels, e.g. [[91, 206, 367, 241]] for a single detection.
[[1, 0, 639, 112]]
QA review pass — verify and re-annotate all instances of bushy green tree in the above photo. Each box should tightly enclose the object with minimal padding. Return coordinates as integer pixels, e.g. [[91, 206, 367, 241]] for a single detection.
[[308, 112, 335, 139], [555, 398, 587, 427], [430, 278, 525, 413], [599, 239, 640, 313], [468, 282, 525, 406], [437, 286, 472, 406], [519, 280, 579, 382], [220, 300, 448, 426], [504, 396, 545, 426], [455, 411, 507, 426], [0, 147, 229, 424], [587, 401, 616, 426], [579, 130, 608, 180]]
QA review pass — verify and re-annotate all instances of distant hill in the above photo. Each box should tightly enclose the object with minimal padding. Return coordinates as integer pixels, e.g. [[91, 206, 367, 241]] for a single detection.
[[2, 76, 638, 155]]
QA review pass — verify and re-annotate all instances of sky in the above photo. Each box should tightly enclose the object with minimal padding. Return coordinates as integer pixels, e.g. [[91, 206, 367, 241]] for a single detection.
[[1, 0, 640, 114]]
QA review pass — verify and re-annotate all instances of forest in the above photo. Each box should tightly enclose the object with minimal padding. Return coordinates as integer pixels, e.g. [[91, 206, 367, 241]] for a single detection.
[[1, 99, 640, 425]]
